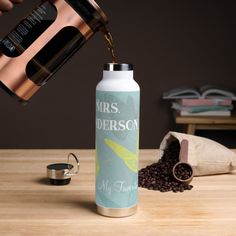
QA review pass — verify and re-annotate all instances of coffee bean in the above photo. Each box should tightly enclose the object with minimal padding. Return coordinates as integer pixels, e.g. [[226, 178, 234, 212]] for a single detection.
[[138, 140, 194, 193]]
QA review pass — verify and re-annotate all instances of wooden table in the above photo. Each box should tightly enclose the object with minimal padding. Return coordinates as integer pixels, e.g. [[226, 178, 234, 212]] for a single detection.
[[0, 150, 236, 236], [175, 114, 236, 134]]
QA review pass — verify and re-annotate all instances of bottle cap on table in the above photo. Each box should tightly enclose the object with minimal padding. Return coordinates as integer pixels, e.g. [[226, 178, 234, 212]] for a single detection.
[[47, 153, 79, 186]]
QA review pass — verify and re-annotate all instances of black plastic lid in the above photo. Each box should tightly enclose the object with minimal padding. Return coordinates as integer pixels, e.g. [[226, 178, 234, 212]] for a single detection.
[[46, 153, 79, 186], [104, 63, 133, 71], [47, 163, 73, 186], [47, 163, 73, 171], [49, 178, 71, 186]]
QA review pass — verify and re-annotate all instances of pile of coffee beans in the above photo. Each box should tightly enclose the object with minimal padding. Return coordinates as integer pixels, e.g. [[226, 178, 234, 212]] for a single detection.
[[138, 140, 193, 193]]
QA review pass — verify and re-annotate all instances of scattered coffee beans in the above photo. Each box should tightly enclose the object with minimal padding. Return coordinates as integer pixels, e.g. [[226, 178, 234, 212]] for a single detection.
[[138, 140, 193, 193]]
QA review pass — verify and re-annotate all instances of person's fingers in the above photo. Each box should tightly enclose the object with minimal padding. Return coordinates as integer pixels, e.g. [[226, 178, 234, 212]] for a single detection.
[[0, 0, 14, 12], [0, 0, 23, 15]]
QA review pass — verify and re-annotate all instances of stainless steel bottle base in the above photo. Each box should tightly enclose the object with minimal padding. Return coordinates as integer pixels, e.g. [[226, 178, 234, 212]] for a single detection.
[[96, 204, 137, 218]]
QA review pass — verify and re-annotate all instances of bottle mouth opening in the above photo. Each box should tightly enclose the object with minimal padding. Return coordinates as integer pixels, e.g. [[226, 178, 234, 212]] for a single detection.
[[104, 63, 133, 71]]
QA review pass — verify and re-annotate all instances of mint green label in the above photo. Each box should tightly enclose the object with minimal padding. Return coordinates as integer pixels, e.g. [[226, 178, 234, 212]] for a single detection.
[[96, 91, 140, 209]]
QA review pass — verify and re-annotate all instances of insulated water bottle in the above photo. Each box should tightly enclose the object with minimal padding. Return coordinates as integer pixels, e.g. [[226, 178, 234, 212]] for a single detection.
[[96, 63, 140, 217]]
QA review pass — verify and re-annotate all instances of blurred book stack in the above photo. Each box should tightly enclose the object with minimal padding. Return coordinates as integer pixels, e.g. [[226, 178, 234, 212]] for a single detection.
[[163, 85, 236, 116]]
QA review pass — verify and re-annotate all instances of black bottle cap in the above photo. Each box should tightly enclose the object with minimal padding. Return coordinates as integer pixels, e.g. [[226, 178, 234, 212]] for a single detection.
[[47, 163, 73, 186], [104, 63, 133, 71], [46, 153, 80, 186], [49, 178, 71, 186]]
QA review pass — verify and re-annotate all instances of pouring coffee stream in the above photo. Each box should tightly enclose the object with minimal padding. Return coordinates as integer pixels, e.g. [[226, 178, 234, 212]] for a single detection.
[[101, 27, 117, 63]]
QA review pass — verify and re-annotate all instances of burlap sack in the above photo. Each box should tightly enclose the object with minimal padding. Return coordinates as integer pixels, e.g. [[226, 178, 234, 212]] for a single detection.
[[159, 132, 236, 176]]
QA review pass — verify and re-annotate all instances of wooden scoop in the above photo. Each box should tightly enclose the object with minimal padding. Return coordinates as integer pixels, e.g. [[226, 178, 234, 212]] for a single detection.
[[173, 139, 193, 184]]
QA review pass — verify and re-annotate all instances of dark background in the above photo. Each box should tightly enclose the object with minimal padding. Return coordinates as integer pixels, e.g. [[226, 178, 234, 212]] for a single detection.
[[0, 0, 235, 149]]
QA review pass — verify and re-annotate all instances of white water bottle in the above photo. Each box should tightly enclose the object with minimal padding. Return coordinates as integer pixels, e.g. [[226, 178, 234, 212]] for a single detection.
[[95, 63, 140, 217]]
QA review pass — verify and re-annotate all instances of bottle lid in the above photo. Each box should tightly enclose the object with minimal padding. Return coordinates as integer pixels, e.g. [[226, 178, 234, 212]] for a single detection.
[[104, 63, 133, 71], [47, 153, 80, 186]]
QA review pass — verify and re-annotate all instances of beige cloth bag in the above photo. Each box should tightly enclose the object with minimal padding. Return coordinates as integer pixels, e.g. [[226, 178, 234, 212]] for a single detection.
[[159, 132, 236, 176]]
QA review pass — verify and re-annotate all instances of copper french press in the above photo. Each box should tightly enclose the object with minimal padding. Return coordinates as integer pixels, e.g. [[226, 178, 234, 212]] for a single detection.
[[0, 0, 108, 103]]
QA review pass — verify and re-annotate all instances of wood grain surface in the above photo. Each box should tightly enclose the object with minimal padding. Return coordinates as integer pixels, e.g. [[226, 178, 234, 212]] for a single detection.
[[0, 150, 236, 236]]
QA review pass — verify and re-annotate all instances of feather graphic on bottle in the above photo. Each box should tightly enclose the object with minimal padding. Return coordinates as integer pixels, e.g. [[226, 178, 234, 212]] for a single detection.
[[104, 138, 138, 173]]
